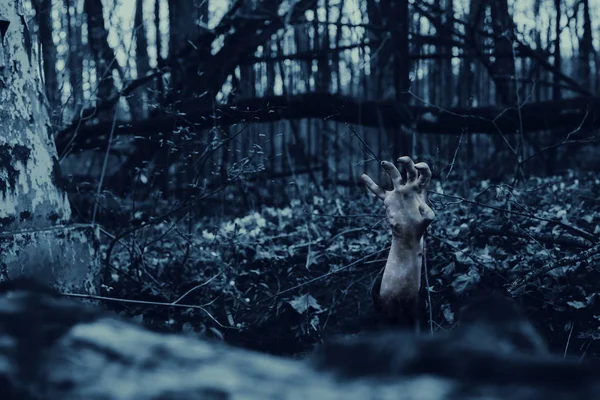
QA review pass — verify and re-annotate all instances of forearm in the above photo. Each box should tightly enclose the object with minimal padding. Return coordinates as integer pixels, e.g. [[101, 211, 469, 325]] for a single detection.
[[362, 156, 433, 329], [379, 236, 423, 300]]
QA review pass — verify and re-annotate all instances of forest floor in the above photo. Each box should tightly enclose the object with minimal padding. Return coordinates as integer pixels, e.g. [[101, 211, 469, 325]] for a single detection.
[[95, 170, 600, 359]]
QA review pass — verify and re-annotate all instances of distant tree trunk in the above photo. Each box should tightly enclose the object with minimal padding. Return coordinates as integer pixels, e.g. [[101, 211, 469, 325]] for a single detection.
[[84, 0, 118, 109], [0, 0, 98, 288], [239, 64, 256, 99], [134, 0, 150, 119], [429, 0, 442, 105], [552, 0, 562, 100], [490, 0, 520, 172], [381, 0, 411, 156], [31, 0, 59, 120], [313, 0, 331, 93], [458, 0, 483, 107], [294, 20, 311, 92], [578, 0, 594, 89], [65, 0, 84, 119], [366, 0, 384, 98], [388, 0, 410, 105], [544, 0, 563, 175], [168, 0, 203, 99], [532, 0, 542, 101], [440, 0, 455, 163], [154, 0, 164, 105], [166, 0, 209, 197], [490, 0, 516, 105], [442, 0, 454, 106]]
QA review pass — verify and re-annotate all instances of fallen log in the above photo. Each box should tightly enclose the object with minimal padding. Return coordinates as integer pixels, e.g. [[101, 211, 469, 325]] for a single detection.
[[0, 279, 598, 400]]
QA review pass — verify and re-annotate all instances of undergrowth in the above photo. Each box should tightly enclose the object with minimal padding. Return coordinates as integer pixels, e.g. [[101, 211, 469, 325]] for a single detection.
[[99, 170, 600, 358]]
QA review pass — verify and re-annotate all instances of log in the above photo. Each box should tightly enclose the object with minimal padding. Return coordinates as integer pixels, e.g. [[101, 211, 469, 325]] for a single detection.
[[55, 93, 600, 154], [0, 279, 598, 400]]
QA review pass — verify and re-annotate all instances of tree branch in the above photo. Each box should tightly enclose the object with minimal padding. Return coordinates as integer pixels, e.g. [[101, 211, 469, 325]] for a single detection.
[[56, 93, 600, 154]]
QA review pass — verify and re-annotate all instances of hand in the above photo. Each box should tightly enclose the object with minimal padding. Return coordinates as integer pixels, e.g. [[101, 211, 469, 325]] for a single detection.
[[361, 156, 435, 243]]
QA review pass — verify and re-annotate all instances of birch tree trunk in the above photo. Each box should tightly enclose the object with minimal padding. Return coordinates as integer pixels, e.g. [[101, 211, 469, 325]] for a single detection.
[[0, 0, 98, 291]]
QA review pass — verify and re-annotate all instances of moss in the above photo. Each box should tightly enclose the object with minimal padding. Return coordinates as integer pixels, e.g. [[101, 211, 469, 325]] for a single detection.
[[51, 156, 68, 192], [47, 212, 60, 224], [0, 215, 16, 227], [19, 211, 32, 221], [12, 144, 30, 164], [0, 143, 31, 195], [0, 144, 19, 195]]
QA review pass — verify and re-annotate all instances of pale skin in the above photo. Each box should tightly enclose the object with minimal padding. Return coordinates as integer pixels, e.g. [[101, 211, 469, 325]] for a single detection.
[[361, 156, 435, 305]]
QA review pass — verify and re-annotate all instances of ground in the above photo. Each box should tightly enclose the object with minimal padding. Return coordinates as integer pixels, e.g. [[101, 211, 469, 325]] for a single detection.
[[92, 170, 600, 358]]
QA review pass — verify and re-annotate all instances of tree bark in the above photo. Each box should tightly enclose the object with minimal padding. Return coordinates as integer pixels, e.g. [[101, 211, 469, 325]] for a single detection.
[[552, 0, 562, 100], [578, 0, 594, 89], [490, 0, 516, 105], [133, 0, 150, 119], [65, 0, 84, 119], [84, 0, 118, 105], [0, 0, 98, 291], [31, 0, 59, 118]]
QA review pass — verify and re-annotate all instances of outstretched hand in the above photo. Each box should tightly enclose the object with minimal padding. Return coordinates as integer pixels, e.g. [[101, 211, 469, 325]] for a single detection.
[[361, 156, 435, 243]]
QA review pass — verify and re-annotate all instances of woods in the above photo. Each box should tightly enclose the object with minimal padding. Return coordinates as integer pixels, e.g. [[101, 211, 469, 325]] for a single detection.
[[1, 0, 600, 397]]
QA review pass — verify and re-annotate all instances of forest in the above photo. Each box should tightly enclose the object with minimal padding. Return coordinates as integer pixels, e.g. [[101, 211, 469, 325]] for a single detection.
[[2, 0, 600, 397]]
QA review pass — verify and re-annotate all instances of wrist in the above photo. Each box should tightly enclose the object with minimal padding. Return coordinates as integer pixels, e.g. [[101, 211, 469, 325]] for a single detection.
[[379, 236, 424, 298], [390, 231, 424, 252]]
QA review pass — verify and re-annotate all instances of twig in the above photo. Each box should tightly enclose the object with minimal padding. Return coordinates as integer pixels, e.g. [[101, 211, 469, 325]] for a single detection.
[[564, 322, 575, 359], [171, 273, 222, 305], [258, 248, 389, 303], [61, 292, 230, 328], [508, 243, 600, 293], [422, 239, 434, 336], [431, 191, 597, 243]]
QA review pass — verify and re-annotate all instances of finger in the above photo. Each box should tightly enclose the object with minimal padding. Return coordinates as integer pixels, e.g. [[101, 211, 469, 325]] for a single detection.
[[420, 203, 435, 223], [399, 166, 408, 183], [381, 160, 403, 188], [397, 156, 418, 181], [361, 174, 386, 200], [414, 162, 432, 189]]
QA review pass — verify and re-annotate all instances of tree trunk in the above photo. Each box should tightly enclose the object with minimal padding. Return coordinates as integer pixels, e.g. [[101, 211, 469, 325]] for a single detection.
[[490, 0, 516, 105], [83, 0, 137, 118], [442, 0, 454, 106], [379, 0, 411, 157], [578, 0, 594, 89], [168, 0, 207, 99], [133, 0, 150, 119], [0, 0, 98, 291], [65, 0, 84, 123], [552, 0, 562, 100], [84, 0, 118, 107], [458, 0, 484, 107], [31, 0, 59, 119]]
